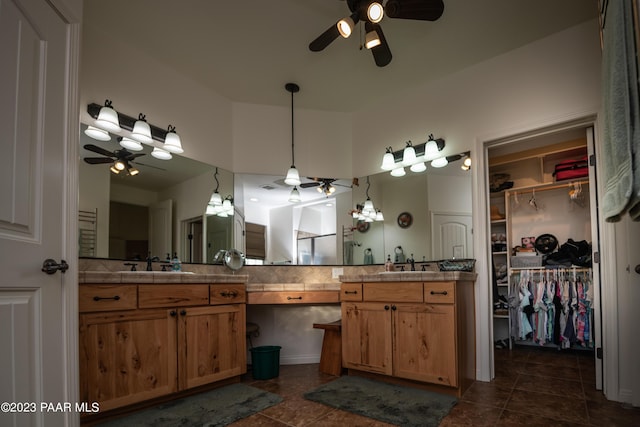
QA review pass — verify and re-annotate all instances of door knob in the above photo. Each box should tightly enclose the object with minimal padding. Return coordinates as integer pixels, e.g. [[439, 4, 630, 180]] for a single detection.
[[635, 264, 640, 275], [41, 259, 69, 275]]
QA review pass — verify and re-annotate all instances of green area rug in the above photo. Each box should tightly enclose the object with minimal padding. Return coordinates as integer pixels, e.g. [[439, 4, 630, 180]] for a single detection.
[[97, 383, 282, 426], [304, 375, 457, 427]]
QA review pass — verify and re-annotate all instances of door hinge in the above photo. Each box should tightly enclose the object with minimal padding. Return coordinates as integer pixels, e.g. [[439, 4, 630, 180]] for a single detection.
[[589, 154, 596, 166], [596, 347, 603, 359], [593, 251, 600, 264]]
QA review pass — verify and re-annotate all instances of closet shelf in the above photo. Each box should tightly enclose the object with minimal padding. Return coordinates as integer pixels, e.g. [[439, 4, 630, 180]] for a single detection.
[[506, 179, 589, 195], [492, 251, 508, 255]]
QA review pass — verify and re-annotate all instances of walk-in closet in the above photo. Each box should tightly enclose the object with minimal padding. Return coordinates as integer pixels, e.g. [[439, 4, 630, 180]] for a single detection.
[[486, 124, 600, 371]]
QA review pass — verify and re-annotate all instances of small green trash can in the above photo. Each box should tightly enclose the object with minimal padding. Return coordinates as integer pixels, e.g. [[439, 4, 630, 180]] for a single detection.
[[250, 345, 281, 380]]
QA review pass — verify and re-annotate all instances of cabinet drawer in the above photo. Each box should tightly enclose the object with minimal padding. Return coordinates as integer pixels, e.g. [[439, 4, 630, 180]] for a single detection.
[[138, 285, 209, 308], [340, 283, 363, 301], [424, 282, 455, 304], [363, 282, 423, 302], [210, 284, 246, 305], [247, 291, 339, 304], [79, 285, 137, 312]]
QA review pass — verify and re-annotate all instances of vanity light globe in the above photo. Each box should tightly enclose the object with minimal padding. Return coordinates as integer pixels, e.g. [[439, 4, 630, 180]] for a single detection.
[[410, 161, 427, 173], [163, 130, 184, 154], [431, 157, 448, 168], [375, 210, 384, 221], [380, 151, 396, 170], [119, 137, 143, 151], [84, 126, 111, 141], [402, 145, 417, 166], [390, 167, 406, 177], [95, 105, 121, 133], [423, 139, 440, 160], [131, 119, 153, 144], [151, 147, 172, 160]]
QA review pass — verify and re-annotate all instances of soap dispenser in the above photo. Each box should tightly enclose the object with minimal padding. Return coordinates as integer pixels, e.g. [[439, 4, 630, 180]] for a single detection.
[[385, 254, 395, 272], [171, 252, 182, 271]]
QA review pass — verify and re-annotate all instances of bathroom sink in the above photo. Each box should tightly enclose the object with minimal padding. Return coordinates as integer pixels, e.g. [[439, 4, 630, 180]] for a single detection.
[[378, 271, 423, 275], [118, 271, 194, 274]]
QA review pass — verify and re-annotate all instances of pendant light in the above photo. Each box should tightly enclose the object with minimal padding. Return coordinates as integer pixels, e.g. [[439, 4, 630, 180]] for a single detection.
[[207, 168, 234, 217], [284, 83, 301, 186], [288, 186, 301, 203]]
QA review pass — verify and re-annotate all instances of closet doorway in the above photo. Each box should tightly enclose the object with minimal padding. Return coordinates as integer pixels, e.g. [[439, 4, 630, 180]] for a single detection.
[[484, 120, 601, 390]]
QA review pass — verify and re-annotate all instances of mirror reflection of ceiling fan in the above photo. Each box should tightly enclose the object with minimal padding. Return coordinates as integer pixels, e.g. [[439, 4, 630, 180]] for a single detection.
[[309, 0, 444, 67], [83, 144, 164, 176], [299, 177, 352, 196]]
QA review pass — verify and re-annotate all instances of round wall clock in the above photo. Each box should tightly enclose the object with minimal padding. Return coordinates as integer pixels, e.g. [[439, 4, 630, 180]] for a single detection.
[[397, 212, 413, 228], [356, 220, 370, 233]]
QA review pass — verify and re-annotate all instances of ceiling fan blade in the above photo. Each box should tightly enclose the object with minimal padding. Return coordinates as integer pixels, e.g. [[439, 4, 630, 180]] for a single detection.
[[84, 157, 114, 165], [132, 161, 166, 171], [309, 23, 340, 52], [83, 144, 115, 157], [369, 24, 392, 67], [299, 182, 322, 188], [124, 152, 146, 160], [385, 0, 445, 21]]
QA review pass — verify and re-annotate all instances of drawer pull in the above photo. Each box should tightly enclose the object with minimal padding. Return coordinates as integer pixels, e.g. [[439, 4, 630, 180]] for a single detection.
[[220, 290, 238, 298], [344, 291, 358, 295], [180, 310, 187, 316], [430, 290, 448, 296], [287, 296, 302, 300], [93, 295, 121, 301], [170, 310, 177, 317]]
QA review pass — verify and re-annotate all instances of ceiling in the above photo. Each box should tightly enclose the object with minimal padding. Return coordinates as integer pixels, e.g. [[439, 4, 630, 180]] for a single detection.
[[83, 0, 598, 113]]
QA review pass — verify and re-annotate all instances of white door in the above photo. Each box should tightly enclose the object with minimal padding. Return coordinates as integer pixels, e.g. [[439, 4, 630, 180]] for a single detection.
[[0, 1, 77, 426], [431, 212, 473, 259], [149, 199, 173, 259]]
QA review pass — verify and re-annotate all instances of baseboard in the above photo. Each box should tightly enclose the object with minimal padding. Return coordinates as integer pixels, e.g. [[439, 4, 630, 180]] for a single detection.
[[280, 354, 320, 365]]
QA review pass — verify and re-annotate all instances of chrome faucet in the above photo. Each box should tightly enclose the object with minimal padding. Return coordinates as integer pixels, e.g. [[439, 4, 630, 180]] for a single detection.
[[407, 254, 415, 271]]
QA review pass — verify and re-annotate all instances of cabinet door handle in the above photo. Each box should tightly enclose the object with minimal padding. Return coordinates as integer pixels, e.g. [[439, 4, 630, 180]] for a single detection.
[[391, 305, 397, 311], [384, 305, 390, 310], [180, 309, 187, 316], [430, 290, 448, 296], [287, 296, 302, 300], [220, 290, 238, 298], [344, 291, 358, 295], [93, 295, 120, 301], [170, 310, 177, 317]]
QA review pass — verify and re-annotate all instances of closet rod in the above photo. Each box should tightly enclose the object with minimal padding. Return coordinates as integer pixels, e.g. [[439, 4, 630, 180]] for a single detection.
[[508, 179, 589, 195]]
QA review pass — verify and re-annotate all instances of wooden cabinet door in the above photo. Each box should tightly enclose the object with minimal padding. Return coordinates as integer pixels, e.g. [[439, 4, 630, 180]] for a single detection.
[[79, 309, 178, 412], [341, 302, 392, 375], [178, 305, 246, 390], [393, 303, 457, 386]]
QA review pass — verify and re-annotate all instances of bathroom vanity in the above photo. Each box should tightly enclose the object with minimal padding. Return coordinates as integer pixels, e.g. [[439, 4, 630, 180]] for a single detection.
[[339, 272, 477, 397], [78, 272, 247, 416]]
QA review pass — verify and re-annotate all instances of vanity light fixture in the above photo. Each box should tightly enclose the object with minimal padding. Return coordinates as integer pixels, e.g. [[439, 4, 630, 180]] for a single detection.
[[94, 100, 121, 133], [283, 83, 302, 186], [86, 101, 187, 156], [430, 156, 448, 168], [381, 135, 445, 175], [288, 186, 301, 203], [207, 168, 234, 217]]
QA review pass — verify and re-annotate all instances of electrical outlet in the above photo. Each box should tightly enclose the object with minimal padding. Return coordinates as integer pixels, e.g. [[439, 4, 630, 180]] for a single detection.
[[332, 267, 344, 279]]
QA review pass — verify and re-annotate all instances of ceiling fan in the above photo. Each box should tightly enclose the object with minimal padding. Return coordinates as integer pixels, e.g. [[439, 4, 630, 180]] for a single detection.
[[300, 177, 351, 196], [309, 0, 444, 67], [83, 143, 148, 176]]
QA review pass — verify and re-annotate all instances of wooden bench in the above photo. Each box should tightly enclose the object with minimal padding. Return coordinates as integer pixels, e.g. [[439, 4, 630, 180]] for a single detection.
[[313, 319, 342, 376]]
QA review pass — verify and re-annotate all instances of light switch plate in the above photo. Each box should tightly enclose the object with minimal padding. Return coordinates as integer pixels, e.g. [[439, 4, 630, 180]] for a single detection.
[[332, 267, 344, 279]]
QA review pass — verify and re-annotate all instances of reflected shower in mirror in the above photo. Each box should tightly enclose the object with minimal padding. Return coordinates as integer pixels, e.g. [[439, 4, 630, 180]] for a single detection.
[[78, 123, 233, 263]]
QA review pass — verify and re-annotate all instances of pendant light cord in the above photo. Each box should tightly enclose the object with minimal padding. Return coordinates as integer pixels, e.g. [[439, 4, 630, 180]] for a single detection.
[[214, 167, 220, 192], [290, 89, 295, 166]]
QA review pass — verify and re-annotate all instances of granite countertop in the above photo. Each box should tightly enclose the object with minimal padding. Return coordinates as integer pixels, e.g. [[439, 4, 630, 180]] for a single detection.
[[79, 271, 248, 284], [339, 271, 478, 282]]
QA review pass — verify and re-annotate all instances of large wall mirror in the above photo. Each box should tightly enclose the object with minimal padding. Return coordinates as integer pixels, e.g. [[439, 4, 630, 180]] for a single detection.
[[235, 165, 472, 266], [78, 124, 234, 264]]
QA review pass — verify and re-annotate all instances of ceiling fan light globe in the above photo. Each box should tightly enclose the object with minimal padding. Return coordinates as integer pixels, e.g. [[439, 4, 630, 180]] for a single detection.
[[163, 130, 184, 153], [151, 147, 172, 160], [84, 126, 111, 141], [284, 166, 301, 186], [131, 119, 153, 144], [95, 105, 121, 133], [114, 160, 126, 171], [367, 2, 384, 23], [337, 17, 355, 38], [119, 137, 143, 151], [365, 30, 381, 49], [128, 167, 139, 176]]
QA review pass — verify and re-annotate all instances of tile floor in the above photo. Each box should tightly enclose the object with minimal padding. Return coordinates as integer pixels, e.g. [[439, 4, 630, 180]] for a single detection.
[[231, 346, 640, 426]]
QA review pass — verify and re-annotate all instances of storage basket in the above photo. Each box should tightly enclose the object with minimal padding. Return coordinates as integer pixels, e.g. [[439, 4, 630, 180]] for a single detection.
[[437, 259, 476, 272], [510, 255, 543, 268]]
